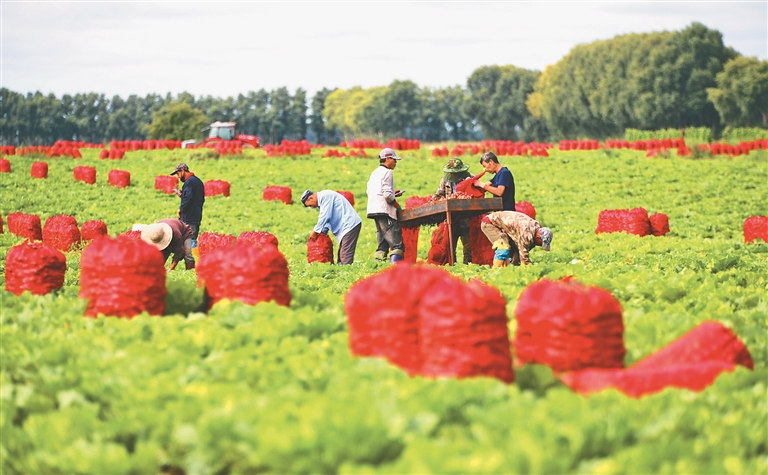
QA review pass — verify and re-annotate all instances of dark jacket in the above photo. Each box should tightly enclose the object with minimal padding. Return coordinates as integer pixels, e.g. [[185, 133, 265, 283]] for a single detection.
[[180, 174, 205, 224]]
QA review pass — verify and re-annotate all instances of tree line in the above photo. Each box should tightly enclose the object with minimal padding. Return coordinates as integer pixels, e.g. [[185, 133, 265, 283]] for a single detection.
[[1, 22, 765, 146]]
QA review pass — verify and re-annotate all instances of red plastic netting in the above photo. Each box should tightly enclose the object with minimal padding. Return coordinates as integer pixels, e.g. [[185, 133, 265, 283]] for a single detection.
[[205, 179, 231, 197], [344, 264, 514, 383], [263, 186, 292, 204], [155, 175, 179, 194], [197, 241, 291, 309], [5, 241, 66, 296], [308, 233, 334, 264], [31, 161, 48, 179], [468, 215, 494, 266], [79, 235, 167, 318], [108, 169, 130, 188], [7, 213, 42, 241], [426, 222, 450, 265], [596, 208, 651, 236], [649, 213, 670, 236], [336, 190, 355, 207], [454, 171, 486, 198], [405, 195, 431, 208], [744, 216, 768, 243], [0, 158, 10, 173], [515, 201, 536, 219], [42, 214, 82, 252], [401, 226, 420, 263], [514, 277, 626, 373], [198, 232, 237, 257], [81, 220, 108, 241], [74, 166, 96, 184], [238, 231, 279, 249]]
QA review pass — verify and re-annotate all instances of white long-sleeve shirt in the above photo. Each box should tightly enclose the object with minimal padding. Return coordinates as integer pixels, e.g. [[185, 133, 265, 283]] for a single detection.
[[314, 190, 362, 242], [366, 165, 398, 219]]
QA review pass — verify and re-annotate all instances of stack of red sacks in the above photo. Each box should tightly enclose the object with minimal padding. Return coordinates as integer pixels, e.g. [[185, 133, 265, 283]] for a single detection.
[[205, 180, 231, 197], [198, 232, 236, 257], [108, 170, 130, 188], [42, 215, 82, 252], [744, 216, 768, 243], [30, 162, 48, 178], [81, 220, 108, 241], [7, 213, 43, 241], [263, 186, 292, 204], [4, 241, 67, 296], [73, 166, 96, 184]]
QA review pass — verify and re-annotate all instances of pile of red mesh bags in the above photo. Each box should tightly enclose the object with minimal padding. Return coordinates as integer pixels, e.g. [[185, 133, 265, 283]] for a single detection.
[[5, 241, 66, 296], [405, 196, 431, 208], [596, 207, 652, 236], [649, 213, 670, 236], [238, 231, 279, 248], [205, 179, 231, 197], [197, 241, 291, 309], [514, 277, 626, 372], [427, 222, 450, 265], [81, 220, 108, 241], [108, 170, 130, 188], [74, 166, 96, 184], [0, 158, 10, 173], [263, 186, 292, 204], [344, 264, 514, 383], [98, 148, 126, 160], [198, 232, 236, 257], [154, 175, 179, 194], [560, 321, 754, 398], [336, 190, 355, 206], [308, 233, 334, 264], [401, 226, 420, 263], [744, 216, 768, 243], [468, 215, 494, 266], [30, 161, 48, 179], [515, 201, 536, 219], [79, 235, 167, 318], [42, 215, 82, 252], [7, 213, 43, 241]]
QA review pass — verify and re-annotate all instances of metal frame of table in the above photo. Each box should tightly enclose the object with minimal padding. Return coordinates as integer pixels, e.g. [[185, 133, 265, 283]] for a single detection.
[[397, 197, 504, 265]]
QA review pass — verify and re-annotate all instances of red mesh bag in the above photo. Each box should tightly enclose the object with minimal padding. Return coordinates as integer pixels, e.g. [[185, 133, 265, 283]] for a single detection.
[[118, 230, 142, 240], [79, 235, 166, 318], [81, 220, 108, 241], [74, 166, 96, 184], [108, 169, 130, 188], [154, 175, 179, 194], [5, 241, 66, 296], [238, 231, 279, 249], [7, 213, 42, 241], [649, 213, 670, 236], [197, 241, 291, 309], [427, 222, 450, 265], [515, 201, 536, 219], [263, 186, 292, 204], [205, 179, 231, 197], [405, 195, 431, 208], [454, 171, 486, 198], [744, 216, 768, 243], [344, 264, 513, 383], [401, 226, 420, 263], [42, 214, 82, 252], [560, 321, 754, 398], [308, 233, 334, 264], [31, 161, 48, 179], [468, 215, 494, 266], [336, 190, 355, 207], [596, 208, 651, 236], [0, 158, 10, 173], [198, 232, 237, 257], [514, 277, 626, 373]]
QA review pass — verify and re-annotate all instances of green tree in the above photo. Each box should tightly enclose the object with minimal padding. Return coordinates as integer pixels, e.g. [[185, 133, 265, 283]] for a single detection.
[[309, 88, 338, 144], [287, 88, 308, 141], [707, 56, 768, 127], [146, 101, 209, 140], [381, 79, 422, 138]]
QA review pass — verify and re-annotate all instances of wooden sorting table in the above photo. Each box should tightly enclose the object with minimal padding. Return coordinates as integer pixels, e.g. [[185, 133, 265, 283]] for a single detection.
[[397, 197, 504, 265]]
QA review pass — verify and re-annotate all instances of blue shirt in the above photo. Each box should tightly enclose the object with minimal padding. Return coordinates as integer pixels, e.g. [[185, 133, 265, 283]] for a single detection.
[[314, 190, 362, 242], [491, 167, 516, 211]]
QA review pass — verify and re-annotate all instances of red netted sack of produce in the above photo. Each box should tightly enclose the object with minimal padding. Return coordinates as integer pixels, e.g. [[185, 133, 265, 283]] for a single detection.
[[238, 231, 279, 249], [81, 220, 108, 241], [336, 190, 355, 207], [0, 158, 10, 173], [401, 226, 420, 263], [198, 232, 237, 257], [73, 166, 96, 184], [515, 201, 536, 219], [205, 179, 231, 197], [596, 208, 651, 236], [154, 175, 179, 194], [744, 216, 768, 243], [454, 171, 486, 198], [263, 186, 292, 204], [108, 169, 130, 188], [118, 230, 142, 240], [560, 321, 754, 398], [197, 241, 291, 309], [344, 263, 513, 382], [308, 233, 334, 264], [42, 214, 82, 252], [427, 222, 450, 265], [649, 213, 670, 236], [468, 215, 494, 266], [405, 195, 431, 208], [79, 235, 166, 318], [7, 213, 42, 241], [5, 241, 66, 296], [514, 277, 626, 373], [31, 161, 48, 179]]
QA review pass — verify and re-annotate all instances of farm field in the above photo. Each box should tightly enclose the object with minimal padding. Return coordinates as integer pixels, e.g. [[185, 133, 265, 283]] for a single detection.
[[1, 146, 768, 474]]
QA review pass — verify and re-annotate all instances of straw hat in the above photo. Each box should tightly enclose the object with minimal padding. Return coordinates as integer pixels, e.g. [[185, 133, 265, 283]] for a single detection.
[[140, 222, 173, 250]]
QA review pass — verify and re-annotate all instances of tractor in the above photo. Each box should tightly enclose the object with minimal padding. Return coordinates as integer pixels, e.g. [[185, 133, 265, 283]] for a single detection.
[[181, 121, 260, 149]]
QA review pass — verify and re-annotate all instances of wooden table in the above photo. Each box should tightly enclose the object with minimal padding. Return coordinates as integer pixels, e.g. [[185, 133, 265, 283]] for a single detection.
[[397, 197, 504, 265]]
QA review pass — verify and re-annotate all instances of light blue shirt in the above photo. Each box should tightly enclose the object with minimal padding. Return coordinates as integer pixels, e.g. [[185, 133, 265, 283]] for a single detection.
[[314, 190, 362, 242]]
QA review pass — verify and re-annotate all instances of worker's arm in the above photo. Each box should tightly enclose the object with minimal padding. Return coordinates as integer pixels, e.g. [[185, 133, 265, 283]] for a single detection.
[[481, 181, 505, 197]]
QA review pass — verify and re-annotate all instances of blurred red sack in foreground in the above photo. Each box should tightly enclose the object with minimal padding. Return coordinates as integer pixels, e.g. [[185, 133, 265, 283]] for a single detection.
[[744, 216, 768, 243], [42, 214, 82, 252], [198, 232, 236, 257], [5, 241, 66, 296], [307, 233, 334, 264]]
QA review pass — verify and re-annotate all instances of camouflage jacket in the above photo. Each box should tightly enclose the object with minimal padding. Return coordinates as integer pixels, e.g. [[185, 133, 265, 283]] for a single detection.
[[487, 211, 541, 265]]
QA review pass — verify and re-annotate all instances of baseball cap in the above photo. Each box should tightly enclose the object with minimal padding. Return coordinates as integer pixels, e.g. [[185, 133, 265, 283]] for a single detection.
[[379, 148, 402, 160], [539, 227, 553, 251], [300, 189, 313, 206], [170, 163, 189, 175]]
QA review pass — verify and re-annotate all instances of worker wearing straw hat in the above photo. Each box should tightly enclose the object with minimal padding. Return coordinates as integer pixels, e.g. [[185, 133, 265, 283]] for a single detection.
[[139, 218, 196, 271], [432, 158, 474, 264]]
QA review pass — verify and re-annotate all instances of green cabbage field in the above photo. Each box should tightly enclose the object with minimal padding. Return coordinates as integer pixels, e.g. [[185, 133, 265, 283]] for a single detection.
[[2, 146, 767, 474]]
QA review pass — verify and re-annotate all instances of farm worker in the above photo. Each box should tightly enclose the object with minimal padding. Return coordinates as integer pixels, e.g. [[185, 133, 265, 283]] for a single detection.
[[139, 218, 196, 271], [473, 152, 516, 211], [367, 148, 405, 263], [171, 163, 205, 246], [432, 158, 473, 264], [301, 189, 363, 265], [481, 211, 553, 267]]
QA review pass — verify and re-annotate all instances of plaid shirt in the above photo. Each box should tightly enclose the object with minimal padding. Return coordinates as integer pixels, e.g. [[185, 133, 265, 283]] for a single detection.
[[487, 211, 541, 265]]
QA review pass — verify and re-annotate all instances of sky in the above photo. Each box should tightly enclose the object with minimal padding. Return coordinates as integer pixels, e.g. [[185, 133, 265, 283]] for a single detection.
[[2, 0, 766, 101]]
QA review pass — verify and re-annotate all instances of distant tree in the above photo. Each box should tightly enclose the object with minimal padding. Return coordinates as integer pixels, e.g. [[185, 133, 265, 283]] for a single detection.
[[707, 56, 768, 127], [309, 88, 338, 144], [287, 88, 308, 141], [381, 79, 422, 138], [146, 101, 209, 140]]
